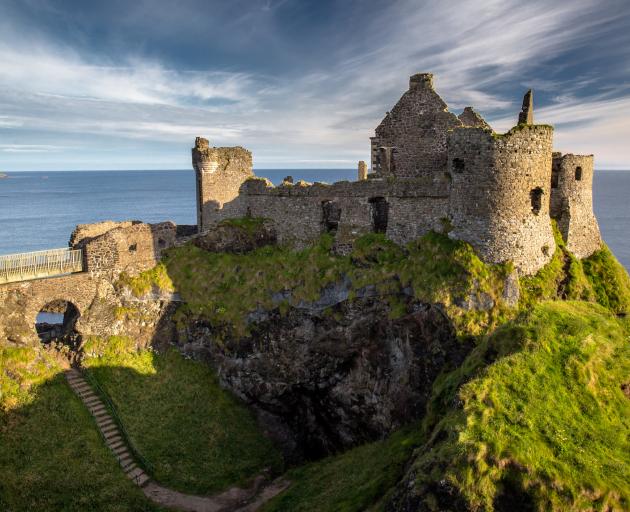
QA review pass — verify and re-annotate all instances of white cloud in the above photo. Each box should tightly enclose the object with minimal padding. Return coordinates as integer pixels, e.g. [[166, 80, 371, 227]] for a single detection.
[[0, 0, 628, 169]]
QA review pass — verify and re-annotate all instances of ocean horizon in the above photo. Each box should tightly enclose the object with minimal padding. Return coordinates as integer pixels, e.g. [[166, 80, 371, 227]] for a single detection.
[[1, 168, 629, 270]]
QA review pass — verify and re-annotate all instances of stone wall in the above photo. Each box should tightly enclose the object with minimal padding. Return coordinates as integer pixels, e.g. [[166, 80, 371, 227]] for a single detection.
[[550, 153, 602, 258], [70, 220, 140, 247], [370, 73, 462, 178], [447, 125, 556, 275], [192, 137, 253, 232], [206, 176, 450, 249], [80, 222, 177, 277]]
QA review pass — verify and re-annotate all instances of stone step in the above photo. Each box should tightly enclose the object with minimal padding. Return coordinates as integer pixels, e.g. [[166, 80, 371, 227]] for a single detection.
[[84, 397, 102, 406], [104, 429, 121, 441], [106, 435, 123, 447], [113, 445, 130, 458], [94, 410, 111, 421], [73, 384, 92, 393], [90, 405, 107, 415], [108, 439, 125, 451], [119, 456, 135, 470], [101, 424, 118, 435], [134, 473, 151, 487], [126, 467, 144, 481], [96, 416, 114, 426]]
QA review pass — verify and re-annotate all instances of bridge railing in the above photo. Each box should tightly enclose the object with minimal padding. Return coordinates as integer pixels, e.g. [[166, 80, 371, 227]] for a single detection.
[[0, 248, 84, 284]]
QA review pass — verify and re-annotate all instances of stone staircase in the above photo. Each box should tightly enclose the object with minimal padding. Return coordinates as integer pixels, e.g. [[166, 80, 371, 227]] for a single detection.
[[65, 368, 151, 487]]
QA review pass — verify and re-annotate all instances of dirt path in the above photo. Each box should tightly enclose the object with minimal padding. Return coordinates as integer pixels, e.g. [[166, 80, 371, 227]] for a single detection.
[[65, 368, 289, 511]]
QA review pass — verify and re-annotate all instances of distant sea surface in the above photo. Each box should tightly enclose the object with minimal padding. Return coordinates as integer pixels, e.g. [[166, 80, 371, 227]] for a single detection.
[[1, 169, 629, 270]]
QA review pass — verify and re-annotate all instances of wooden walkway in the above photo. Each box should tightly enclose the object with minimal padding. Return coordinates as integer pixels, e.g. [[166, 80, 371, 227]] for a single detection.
[[0, 248, 83, 284]]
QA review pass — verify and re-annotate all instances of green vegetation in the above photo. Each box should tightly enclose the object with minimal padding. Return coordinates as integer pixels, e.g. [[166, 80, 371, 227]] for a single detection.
[[0, 371, 160, 511], [218, 215, 267, 234], [261, 302, 629, 511], [3, 218, 630, 511], [263, 425, 425, 512], [83, 345, 282, 494], [411, 302, 630, 511], [121, 230, 513, 336]]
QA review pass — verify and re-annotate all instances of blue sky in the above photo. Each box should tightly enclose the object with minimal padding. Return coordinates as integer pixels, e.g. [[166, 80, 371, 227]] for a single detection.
[[1, 0, 629, 171]]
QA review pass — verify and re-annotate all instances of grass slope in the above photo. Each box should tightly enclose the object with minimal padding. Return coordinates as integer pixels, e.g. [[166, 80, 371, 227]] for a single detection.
[[262, 425, 425, 512], [0, 372, 160, 511], [120, 229, 514, 337], [413, 301, 630, 511], [83, 345, 282, 494]]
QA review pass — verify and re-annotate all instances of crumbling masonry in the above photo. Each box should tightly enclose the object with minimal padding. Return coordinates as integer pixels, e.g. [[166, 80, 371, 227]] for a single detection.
[[193, 73, 601, 275]]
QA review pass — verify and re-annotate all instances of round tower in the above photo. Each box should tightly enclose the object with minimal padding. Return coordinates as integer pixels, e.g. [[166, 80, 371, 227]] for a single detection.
[[447, 125, 556, 275], [550, 153, 601, 258]]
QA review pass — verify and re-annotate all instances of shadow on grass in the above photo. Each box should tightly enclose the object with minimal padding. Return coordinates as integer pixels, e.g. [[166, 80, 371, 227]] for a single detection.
[[0, 349, 282, 511]]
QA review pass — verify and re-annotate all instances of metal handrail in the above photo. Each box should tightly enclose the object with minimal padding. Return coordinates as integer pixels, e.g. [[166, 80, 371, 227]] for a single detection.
[[0, 248, 83, 284], [81, 368, 155, 474]]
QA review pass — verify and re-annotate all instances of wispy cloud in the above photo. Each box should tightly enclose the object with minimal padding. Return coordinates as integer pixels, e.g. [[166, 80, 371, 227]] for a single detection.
[[0, 0, 628, 169]]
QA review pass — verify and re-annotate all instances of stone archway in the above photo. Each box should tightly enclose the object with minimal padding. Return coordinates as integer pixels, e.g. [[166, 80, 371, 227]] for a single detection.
[[35, 299, 82, 351]]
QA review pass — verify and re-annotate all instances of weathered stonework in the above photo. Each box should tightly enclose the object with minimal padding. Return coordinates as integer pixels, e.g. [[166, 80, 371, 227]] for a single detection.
[[205, 176, 449, 249], [0, 220, 184, 347], [458, 106, 491, 130], [370, 73, 462, 178], [192, 137, 253, 232], [447, 125, 557, 274], [550, 153, 601, 257], [77, 221, 177, 278]]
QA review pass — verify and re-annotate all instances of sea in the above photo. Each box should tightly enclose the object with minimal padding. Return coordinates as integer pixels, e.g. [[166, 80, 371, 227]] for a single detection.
[[1, 169, 629, 270]]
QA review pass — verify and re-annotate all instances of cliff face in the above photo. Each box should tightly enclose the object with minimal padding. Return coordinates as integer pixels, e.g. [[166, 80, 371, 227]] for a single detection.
[[179, 296, 468, 461]]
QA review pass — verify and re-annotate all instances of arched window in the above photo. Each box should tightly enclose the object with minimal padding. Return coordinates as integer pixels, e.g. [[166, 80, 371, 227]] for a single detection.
[[575, 166, 583, 181], [530, 187, 544, 215]]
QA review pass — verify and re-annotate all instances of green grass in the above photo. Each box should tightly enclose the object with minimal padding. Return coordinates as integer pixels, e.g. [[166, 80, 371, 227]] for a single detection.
[[0, 373, 161, 511], [263, 425, 425, 512], [121, 230, 514, 337], [83, 346, 283, 494], [411, 301, 630, 511]]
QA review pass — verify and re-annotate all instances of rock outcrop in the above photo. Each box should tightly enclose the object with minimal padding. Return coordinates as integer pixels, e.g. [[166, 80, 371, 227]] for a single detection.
[[177, 294, 469, 462]]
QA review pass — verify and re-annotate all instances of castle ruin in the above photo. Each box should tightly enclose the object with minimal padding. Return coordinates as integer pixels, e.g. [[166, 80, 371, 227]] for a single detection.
[[193, 73, 601, 275]]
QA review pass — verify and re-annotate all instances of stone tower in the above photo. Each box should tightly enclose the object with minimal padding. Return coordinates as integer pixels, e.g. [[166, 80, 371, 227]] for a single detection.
[[192, 137, 253, 233], [550, 153, 601, 257], [447, 98, 556, 275]]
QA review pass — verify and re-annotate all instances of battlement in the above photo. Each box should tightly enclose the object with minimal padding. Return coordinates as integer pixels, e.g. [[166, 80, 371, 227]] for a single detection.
[[193, 74, 602, 274]]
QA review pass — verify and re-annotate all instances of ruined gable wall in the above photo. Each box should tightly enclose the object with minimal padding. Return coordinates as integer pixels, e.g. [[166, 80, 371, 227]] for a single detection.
[[210, 177, 450, 249], [550, 153, 601, 258], [82, 221, 177, 276], [70, 220, 139, 247], [193, 138, 253, 232], [371, 74, 461, 178], [447, 125, 556, 275]]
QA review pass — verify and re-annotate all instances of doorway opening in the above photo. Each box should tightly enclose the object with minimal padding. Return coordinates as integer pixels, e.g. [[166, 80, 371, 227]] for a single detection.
[[369, 197, 389, 233], [35, 300, 81, 351]]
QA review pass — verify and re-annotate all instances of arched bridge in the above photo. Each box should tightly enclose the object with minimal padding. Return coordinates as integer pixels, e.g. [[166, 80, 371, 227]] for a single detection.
[[0, 220, 184, 346]]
